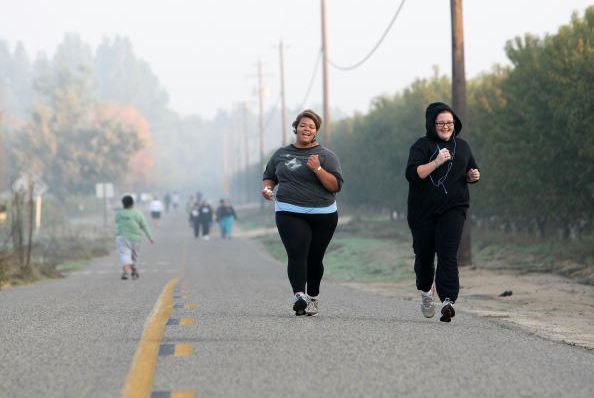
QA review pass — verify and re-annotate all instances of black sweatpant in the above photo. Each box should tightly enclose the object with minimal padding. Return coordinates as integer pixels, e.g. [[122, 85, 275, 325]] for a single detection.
[[275, 211, 338, 297], [201, 221, 211, 236], [193, 220, 210, 237], [410, 208, 466, 303]]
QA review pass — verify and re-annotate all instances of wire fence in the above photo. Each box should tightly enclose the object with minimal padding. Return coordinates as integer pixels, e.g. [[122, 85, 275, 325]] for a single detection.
[[0, 186, 112, 288]]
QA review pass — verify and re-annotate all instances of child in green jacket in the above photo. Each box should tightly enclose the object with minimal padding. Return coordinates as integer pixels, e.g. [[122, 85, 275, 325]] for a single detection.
[[115, 195, 153, 280]]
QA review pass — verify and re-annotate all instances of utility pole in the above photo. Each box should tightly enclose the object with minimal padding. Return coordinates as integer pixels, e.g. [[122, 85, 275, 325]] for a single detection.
[[230, 108, 238, 201], [0, 119, 5, 190], [258, 59, 265, 168], [279, 41, 289, 146], [451, 0, 471, 266], [242, 103, 250, 203], [451, 0, 467, 122], [223, 128, 229, 196], [258, 58, 265, 209], [320, 0, 331, 145]]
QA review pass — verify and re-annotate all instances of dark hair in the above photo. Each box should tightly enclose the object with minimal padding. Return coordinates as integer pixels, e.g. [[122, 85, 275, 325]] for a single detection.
[[291, 109, 322, 133], [122, 195, 134, 209]]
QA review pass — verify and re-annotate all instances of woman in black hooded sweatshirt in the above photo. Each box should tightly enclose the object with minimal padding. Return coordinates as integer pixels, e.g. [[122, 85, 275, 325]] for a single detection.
[[405, 102, 480, 322]]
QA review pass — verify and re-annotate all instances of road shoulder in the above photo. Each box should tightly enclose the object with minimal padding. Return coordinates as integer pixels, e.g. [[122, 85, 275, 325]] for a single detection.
[[343, 267, 594, 350]]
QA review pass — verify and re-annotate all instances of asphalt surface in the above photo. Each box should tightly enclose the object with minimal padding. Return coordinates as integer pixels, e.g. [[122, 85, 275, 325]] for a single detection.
[[1, 214, 593, 398]]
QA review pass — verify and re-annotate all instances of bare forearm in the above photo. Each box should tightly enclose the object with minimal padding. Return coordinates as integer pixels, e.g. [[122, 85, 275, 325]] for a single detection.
[[315, 169, 340, 192], [417, 160, 440, 180]]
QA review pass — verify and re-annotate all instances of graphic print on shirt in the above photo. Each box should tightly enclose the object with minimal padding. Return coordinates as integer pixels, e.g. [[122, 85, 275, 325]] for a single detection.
[[284, 156, 302, 172]]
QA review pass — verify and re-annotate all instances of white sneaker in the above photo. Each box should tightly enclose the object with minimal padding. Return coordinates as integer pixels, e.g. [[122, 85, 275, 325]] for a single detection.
[[420, 290, 435, 318], [305, 297, 319, 316]]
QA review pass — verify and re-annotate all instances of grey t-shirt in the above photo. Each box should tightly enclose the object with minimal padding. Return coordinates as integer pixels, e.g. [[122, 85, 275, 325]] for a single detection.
[[263, 144, 344, 207]]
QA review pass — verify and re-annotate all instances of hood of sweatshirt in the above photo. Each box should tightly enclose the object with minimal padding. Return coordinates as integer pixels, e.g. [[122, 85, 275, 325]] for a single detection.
[[425, 102, 462, 140]]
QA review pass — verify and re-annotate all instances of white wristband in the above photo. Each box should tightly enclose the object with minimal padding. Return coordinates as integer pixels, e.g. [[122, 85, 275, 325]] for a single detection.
[[315, 166, 322, 172]]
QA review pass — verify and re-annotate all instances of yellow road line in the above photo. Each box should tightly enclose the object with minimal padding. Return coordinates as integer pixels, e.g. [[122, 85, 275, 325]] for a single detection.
[[120, 277, 179, 398], [180, 318, 196, 326], [171, 391, 196, 398], [174, 344, 193, 356]]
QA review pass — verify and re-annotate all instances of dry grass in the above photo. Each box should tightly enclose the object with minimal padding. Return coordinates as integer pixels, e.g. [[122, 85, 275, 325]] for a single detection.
[[0, 228, 111, 289], [242, 207, 594, 286]]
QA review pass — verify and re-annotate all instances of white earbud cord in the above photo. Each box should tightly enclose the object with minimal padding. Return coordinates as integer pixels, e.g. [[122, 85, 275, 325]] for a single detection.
[[429, 136, 457, 195]]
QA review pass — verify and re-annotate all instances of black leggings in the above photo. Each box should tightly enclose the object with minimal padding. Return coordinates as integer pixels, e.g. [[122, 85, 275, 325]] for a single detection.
[[410, 208, 466, 303], [275, 211, 338, 296]]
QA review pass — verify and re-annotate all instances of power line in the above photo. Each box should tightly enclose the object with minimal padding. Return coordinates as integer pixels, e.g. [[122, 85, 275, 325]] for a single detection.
[[297, 48, 323, 111], [329, 0, 407, 71]]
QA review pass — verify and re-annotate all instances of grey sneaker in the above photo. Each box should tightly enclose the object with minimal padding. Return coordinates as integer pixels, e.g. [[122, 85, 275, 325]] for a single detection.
[[305, 298, 319, 316], [420, 291, 435, 318]]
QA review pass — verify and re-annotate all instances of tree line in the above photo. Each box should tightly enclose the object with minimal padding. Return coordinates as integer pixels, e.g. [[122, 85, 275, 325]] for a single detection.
[[0, 34, 164, 196], [329, 8, 593, 239], [0, 33, 252, 198], [231, 7, 593, 239], [1, 7, 591, 234]]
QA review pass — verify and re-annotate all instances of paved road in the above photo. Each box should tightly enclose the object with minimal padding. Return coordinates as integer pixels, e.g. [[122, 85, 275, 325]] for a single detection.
[[1, 214, 593, 398]]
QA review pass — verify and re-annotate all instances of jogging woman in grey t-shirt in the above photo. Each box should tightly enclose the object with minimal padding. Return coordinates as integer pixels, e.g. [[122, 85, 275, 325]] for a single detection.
[[262, 109, 344, 316]]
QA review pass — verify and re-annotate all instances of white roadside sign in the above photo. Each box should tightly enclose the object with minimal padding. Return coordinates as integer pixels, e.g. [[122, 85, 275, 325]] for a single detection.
[[95, 183, 114, 198]]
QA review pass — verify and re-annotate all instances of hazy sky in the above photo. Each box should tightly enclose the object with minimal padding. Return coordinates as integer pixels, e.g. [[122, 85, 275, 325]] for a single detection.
[[1, 0, 592, 119]]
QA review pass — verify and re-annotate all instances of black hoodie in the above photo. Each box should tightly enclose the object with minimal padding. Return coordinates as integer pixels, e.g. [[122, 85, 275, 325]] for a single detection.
[[405, 102, 479, 228]]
